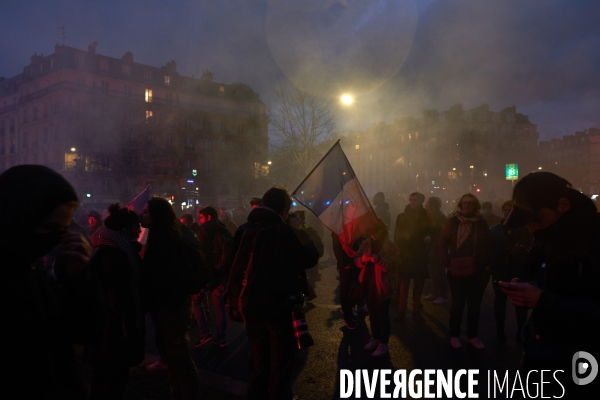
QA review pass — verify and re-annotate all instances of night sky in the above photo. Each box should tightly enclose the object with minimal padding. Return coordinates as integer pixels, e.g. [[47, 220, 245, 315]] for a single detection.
[[2, 0, 599, 139]]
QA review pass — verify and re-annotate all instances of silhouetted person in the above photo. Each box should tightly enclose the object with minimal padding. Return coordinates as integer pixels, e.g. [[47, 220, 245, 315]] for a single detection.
[[355, 218, 400, 357], [423, 196, 449, 305], [501, 172, 600, 396], [373, 192, 391, 229], [439, 193, 493, 350], [481, 201, 501, 228], [140, 198, 199, 400], [1, 165, 102, 399], [232, 187, 319, 400], [89, 204, 145, 400], [394, 192, 431, 318]]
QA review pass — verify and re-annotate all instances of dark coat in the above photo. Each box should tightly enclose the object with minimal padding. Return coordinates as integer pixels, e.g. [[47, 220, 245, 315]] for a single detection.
[[234, 207, 319, 322], [374, 201, 391, 229], [394, 205, 432, 278], [438, 215, 494, 273], [89, 244, 145, 368], [194, 218, 231, 286], [0, 165, 104, 400], [522, 192, 600, 365], [142, 229, 193, 310], [490, 221, 533, 281]]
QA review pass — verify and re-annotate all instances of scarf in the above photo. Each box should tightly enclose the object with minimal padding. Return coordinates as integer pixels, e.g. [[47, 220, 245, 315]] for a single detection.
[[93, 228, 144, 326], [456, 212, 481, 249]]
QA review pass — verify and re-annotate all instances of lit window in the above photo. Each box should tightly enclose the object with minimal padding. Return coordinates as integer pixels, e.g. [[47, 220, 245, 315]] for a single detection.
[[164, 75, 170, 85], [146, 110, 153, 123], [219, 85, 225, 93], [145, 89, 153, 103]]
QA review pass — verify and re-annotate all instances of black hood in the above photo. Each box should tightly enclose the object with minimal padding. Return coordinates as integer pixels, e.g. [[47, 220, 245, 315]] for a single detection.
[[0, 165, 78, 262]]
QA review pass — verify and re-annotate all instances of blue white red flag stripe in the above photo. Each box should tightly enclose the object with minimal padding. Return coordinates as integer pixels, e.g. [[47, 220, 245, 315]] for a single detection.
[[126, 185, 151, 214], [292, 141, 377, 256]]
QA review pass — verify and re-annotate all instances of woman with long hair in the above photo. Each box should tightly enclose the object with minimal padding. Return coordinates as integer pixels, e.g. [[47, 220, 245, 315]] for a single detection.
[[89, 204, 145, 400], [355, 218, 401, 357], [139, 197, 199, 400], [439, 193, 494, 350]]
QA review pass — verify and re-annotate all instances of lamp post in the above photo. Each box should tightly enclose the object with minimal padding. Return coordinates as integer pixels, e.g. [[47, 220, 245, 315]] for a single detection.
[[341, 94, 361, 175]]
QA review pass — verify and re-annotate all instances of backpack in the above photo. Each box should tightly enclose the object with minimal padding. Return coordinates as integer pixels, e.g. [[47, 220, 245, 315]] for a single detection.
[[182, 236, 210, 295]]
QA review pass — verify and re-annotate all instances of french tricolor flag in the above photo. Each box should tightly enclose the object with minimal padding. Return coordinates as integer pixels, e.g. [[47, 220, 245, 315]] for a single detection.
[[292, 141, 377, 256]]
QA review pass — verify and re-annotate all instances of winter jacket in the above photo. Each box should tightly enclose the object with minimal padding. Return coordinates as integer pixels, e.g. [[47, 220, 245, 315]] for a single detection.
[[522, 191, 600, 365], [194, 219, 231, 286], [374, 201, 391, 229], [438, 214, 494, 273], [89, 242, 145, 367], [142, 229, 193, 310], [355, 237, 401, 301], [233, 207, 319, 322], [394, 205, 432, 278], [490, 221, 532, 281]]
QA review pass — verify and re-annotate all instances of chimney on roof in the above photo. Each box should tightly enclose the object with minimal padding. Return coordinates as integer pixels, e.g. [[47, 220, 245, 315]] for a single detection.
[[121, 51, 134, 64], [88, 41, 98, 53], [201, 70, 213, 82]]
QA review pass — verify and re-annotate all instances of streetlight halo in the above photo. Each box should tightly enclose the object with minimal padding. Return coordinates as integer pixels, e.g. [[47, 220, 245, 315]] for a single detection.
[[341, 94, 354, 105]]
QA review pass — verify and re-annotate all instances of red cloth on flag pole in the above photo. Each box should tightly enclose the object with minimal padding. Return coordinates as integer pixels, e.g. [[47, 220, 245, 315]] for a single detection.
[[292, 141, 377, 257]]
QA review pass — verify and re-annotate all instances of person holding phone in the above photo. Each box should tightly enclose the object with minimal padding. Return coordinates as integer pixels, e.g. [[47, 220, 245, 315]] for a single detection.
[[499, 172, 600, 396]]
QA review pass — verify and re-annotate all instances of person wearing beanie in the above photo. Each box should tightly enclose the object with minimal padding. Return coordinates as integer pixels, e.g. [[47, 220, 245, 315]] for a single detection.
[[0, 165, 102, 399], [219, 208, 238, 237]]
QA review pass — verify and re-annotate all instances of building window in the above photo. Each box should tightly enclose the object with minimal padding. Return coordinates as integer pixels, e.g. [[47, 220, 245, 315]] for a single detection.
[[145, 89, 153, 103], [33, 107, 39, 121], [146, 110, 153, 124], [122, 64, 131, 76], [100, 59, 109, 72], [102, 179, 113, 193], [43, 127, 49, 143], [143, 69, 152, 80], [237, 125, 244, 135], [22, 109, 28, 124], [219, 85, 225, 94], [166, 93, 172, 105], [220, 120, 227, 133], [493, 113, 500, 123], [164, 75, 170, 86], [507, 113, 515, 123], [203, 119, 211, 132], [101, 81, 109, 93], [167, 136, 174, 148]]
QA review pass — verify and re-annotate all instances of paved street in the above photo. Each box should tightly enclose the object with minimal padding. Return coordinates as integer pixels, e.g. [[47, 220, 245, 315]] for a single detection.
[[83, 255, 525, 399]]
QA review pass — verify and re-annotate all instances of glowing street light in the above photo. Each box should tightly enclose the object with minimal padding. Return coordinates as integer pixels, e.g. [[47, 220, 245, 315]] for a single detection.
[[71, 147, 76, 152], [267, 161, 272, 165], [340, 94, 354, 105]]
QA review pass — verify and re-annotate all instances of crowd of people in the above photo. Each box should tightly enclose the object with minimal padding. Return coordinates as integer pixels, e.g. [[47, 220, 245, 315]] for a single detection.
[[1, 164, 598, 399]]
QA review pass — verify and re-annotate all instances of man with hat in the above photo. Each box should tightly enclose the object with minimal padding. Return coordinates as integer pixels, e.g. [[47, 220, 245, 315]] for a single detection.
[[500, 172, 600, 395]]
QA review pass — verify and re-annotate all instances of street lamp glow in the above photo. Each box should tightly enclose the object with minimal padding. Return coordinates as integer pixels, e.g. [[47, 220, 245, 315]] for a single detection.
[[341, 94, 354, 105], [538, 167, 542, 170], [267, 161, 272, 165], [71, 147, 76, 152]]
